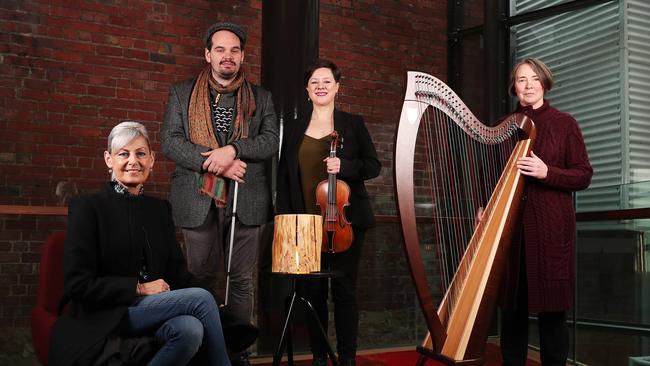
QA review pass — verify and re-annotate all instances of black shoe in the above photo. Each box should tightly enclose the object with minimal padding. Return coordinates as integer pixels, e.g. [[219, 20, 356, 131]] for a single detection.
[[312, 355, 328, 366], [339, 356, 356, 366], [231, 351, 251, 366]]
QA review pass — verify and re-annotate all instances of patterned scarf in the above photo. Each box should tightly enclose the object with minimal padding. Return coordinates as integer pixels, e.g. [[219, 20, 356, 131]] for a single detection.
[[111, 179, 144, 196], [188, 65, 256, 207]]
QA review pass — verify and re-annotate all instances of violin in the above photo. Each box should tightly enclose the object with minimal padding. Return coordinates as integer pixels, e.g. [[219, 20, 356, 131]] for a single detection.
[[315, 131, 354, 253]]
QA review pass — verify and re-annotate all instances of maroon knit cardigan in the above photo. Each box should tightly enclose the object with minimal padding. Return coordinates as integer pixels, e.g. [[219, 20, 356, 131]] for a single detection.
[[500, 100, 593, 313]]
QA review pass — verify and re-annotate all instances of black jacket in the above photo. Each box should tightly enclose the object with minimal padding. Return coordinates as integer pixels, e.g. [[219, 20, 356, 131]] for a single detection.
[[276, 108, 381, 228], [48, 183, 198, 366]]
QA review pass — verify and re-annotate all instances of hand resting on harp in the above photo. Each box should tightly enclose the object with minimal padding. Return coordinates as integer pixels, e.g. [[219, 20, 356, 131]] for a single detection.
[[516, 150, 548, 179], [475, 150, 547, 226], [474, 206, 485, 227]]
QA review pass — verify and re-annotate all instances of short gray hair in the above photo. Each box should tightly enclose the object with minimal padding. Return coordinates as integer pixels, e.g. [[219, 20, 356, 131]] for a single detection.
[[107, 121, 150, 153]]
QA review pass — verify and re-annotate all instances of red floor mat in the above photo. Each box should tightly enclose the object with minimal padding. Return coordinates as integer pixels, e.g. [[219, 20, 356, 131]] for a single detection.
[[259, 343, 541, 365]]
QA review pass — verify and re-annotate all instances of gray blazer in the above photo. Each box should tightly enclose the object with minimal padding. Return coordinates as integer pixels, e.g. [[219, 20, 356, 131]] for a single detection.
[[161, 78, 279, 227]]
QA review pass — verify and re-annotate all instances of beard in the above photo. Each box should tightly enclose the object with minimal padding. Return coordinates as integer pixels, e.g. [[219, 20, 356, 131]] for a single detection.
[[219, 70, 236, 79], [217, 62, 239, 80]]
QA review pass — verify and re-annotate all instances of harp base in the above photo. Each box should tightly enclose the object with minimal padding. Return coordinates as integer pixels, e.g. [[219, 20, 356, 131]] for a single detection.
[[415, 346, 484, 366]]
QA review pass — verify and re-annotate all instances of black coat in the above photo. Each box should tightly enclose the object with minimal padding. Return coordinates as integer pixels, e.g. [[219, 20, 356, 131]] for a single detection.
[[276, 108, 381, 228], [48, 183, 198, 366]]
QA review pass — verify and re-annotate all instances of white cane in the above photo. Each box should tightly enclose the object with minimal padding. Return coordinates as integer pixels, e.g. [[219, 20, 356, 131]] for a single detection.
[[224, 181, 239, 306]]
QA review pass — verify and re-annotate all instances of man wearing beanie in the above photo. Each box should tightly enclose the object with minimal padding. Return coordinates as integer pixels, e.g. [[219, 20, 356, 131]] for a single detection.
[[161, 21, 278, 366]]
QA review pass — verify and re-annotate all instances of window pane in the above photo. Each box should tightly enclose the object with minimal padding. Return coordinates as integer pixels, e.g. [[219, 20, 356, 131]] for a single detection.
[[511, 1, 621, 202], [510, 0, 575, 16], [457, 34, 488, 124]]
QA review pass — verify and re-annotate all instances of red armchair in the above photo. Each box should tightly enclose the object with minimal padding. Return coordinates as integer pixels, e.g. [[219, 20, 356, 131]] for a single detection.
[[31, 231, 66, 365]]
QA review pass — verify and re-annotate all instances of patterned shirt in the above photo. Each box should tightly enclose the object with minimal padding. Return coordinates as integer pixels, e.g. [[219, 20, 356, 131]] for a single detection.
[[210, 90, 236, 146]]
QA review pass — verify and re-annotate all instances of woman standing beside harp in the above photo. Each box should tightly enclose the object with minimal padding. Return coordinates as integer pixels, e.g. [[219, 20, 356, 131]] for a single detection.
[[395, 58, 592, 366], [276, 58, 381, 366], [499, 58, 592, 366]]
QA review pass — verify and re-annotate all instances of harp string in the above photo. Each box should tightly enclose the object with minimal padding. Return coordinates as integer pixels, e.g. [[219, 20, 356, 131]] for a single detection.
[[415, 83, 520, 325]]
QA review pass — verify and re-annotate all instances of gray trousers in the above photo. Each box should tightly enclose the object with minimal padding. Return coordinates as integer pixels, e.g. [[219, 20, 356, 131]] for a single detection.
[[182, 205, 261, 322]]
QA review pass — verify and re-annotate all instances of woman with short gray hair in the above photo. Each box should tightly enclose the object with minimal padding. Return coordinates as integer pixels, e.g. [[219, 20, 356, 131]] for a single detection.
[[49, 121, 240, 366]]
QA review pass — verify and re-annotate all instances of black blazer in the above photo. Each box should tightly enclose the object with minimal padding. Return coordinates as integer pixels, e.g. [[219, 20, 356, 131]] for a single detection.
[[49, 183, 197, 366], [276, 108, 381, 228]]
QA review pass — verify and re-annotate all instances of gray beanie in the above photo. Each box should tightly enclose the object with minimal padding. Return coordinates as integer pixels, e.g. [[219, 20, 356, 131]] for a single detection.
[[204, 22, 247, 49]]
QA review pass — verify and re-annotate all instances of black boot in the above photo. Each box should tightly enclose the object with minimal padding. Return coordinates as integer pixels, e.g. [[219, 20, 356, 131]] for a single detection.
[[312, 355, 328, 366], [231, 351, 251, 366]]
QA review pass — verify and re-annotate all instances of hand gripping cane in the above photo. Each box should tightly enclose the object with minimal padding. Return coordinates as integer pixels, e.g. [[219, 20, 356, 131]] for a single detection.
[[224, 181, 239, 306]]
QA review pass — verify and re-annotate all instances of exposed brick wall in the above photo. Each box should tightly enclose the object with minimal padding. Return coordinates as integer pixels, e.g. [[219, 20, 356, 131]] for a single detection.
[[318, 0, 447, 350], [0, 0, 263, 205], [320, 0, 447, 216], [0, 0, 448, 360], [0, 0, 264, 360]]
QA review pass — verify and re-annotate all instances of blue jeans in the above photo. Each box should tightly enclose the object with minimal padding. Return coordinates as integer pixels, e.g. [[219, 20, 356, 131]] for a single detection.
[[122, 287, 231, 366]]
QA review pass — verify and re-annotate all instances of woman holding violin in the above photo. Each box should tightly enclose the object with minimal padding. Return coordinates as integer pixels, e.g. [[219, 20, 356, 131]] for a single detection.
[[276, 58, 381, 366]]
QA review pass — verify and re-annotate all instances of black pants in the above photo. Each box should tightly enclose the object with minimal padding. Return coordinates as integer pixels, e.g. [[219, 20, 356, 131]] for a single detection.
[[500, 247, 569, 366], [302, 228, 365, 361]]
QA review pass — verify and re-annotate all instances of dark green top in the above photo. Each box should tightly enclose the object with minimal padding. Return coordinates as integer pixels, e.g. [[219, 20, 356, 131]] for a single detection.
[[298, 134, 330, 214]]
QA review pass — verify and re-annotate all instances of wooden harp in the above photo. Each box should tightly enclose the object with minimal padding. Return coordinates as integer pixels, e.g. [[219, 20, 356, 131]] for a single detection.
[[394, 71, 536, 365]]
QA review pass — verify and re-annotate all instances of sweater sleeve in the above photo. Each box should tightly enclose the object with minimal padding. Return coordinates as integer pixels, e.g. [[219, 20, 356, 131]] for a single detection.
[[542, 115, 593, 191], [63, 196, 138, 309]]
